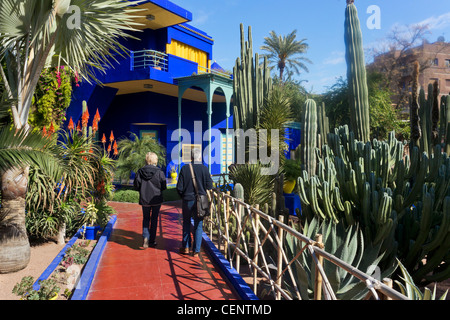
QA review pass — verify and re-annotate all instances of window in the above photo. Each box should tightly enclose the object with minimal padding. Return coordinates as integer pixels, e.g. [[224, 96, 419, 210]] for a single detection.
[[431, 58, 439, 66], [182, 144, 202, 163], [429, 78, 439, 86], [445, 59, 450, 68], [446, 79, 450, 88]]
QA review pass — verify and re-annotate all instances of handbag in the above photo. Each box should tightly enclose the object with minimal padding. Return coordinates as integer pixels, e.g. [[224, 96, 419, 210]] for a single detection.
[[189, 164, 210, 219]]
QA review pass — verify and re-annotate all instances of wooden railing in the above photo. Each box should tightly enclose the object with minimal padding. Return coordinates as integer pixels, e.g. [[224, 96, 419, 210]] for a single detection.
[[205, 189, 409, 300]]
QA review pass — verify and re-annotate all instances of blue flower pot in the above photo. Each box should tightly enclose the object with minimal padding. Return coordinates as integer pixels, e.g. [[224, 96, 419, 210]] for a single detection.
[[83, 225, 102, 240]]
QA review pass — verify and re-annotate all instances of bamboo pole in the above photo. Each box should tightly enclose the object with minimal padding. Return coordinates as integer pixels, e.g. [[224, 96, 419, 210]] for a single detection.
[[382, 278, 393, 300], [224, 191, 230, 259], [314, 234, 324, 300], [253, 204, 260, 294], [213, 192, 409, 300], [276, 215, 284, 300], [236, 202, 241, 274]]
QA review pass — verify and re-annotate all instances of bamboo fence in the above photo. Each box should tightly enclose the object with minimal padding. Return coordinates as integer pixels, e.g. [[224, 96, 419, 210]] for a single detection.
[[205, 189, 409, 300]]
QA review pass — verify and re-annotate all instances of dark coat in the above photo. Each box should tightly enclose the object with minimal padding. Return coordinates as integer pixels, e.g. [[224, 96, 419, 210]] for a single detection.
[[134, 165, 167, 206], [176, 163, 213, 201]]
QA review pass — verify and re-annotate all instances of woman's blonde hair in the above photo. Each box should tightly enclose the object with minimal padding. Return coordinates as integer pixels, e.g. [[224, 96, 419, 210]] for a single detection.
[[145, 152, 158, 165]]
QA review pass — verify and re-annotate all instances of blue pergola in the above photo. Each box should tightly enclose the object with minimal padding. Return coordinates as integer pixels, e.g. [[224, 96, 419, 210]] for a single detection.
[[176, 73, 233, 173]]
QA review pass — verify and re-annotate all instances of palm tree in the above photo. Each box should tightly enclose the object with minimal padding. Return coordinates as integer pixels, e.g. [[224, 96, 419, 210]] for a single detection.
[[116, 132, 166, 182], [0, 0, 141, 273], [260, 29, 312, 82]]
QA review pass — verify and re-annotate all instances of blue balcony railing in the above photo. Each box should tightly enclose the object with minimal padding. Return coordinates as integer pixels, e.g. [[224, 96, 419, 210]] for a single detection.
[[130, 50, 168, 71]]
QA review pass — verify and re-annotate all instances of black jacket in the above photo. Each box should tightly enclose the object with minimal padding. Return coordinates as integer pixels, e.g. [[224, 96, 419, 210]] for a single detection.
[[134, 165, 167, 206], [176, 164, 213, 201]]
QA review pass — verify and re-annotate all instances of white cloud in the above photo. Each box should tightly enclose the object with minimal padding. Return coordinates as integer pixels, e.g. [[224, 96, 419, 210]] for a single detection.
[[193, 9, 213, 25], [417, 12, 450, 30], [323, 51, 345, 65]]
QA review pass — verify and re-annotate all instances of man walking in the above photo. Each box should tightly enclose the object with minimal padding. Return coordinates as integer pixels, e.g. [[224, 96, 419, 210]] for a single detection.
[[176, 148, 213, 256]]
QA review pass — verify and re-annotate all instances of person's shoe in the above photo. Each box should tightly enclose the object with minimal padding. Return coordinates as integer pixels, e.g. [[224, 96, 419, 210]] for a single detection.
[[149, 241, 157, 248], [179, 247, 189, 254], [191, 252, 199, 257], [143, 238, 149, 249]]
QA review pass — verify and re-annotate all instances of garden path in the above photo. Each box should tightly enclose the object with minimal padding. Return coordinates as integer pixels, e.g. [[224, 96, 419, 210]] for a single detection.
[[86, 201, 238, 300]]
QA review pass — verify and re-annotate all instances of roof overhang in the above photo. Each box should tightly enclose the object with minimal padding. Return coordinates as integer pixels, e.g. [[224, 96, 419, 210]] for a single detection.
[[105, 79, 227, 103], [127, 0, 192, 30]]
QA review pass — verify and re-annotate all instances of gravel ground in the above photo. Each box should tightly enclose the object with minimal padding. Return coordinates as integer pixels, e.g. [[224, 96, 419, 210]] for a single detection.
[[0, 240, 65, 300]]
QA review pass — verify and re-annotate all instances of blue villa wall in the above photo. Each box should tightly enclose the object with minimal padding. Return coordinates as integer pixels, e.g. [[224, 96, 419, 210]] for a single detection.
[[96, 89, 228, 176]]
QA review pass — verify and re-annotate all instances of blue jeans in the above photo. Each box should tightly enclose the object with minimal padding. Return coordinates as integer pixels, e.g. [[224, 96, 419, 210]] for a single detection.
[[182, 200, 203, 253], [142, 205, 161, 243]]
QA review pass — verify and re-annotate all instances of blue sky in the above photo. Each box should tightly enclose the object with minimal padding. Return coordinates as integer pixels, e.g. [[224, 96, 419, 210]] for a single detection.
[[172, 0, 450, 94]]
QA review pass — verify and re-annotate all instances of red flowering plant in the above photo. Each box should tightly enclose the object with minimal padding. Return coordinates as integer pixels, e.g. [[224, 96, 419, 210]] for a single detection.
[[56, 101, 117, 229]]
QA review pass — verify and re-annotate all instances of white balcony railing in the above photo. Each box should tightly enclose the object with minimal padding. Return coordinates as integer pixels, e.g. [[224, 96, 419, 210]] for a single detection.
[[130, 50, 168, 71]]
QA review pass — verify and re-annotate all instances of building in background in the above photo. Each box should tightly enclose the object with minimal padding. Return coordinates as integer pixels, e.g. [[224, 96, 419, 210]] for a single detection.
[[66, 0, 235, 178], [368, 38, 450, 118]]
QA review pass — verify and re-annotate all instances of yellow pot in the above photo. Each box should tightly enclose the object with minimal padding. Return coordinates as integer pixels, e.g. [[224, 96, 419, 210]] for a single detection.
[[170, 172, 177, 181], [283, 180, 296, 194], [49, 293, 58, 300]]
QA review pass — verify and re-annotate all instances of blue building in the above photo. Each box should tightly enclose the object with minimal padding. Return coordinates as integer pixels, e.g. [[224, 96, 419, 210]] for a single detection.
[[66, 0, 234, 178]]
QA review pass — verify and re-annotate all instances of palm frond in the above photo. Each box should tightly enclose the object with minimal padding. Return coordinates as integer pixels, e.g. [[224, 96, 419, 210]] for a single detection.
[[0, 126, 62, 175], [260, 29, 311, 80]]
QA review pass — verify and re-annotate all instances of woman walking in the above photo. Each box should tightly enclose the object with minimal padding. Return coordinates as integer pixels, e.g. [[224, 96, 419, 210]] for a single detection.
[[176, 148, 213, 256], [134, 152, 167, 248]]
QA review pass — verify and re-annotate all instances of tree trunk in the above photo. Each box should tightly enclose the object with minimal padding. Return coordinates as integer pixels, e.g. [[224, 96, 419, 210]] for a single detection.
[[0, 166, 30, 274], [56, 222, 66, 245]]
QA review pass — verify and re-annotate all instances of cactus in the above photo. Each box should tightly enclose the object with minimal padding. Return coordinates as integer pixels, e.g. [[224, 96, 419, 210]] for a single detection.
[[298, 121, 450, 284], [431, 81, 440, 145], [294, 1, 450, 286], [301, 99, 318, 177], [344, 1, 370, 143], [232, 183, 244, 201], [410, 61, 421, 148], [317, 102, 330, 151], [284, 216, 392, 300], [444, 95, 450, 155], [233, 24, 272, 133]]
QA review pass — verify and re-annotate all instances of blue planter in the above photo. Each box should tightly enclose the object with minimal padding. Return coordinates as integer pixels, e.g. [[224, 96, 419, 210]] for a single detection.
[[83, 225, 102, 240]]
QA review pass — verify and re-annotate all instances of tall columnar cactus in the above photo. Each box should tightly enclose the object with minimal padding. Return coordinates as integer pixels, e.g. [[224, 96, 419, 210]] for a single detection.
[[317, 102, 330, 151], [410, 61, 421, 148], [301, 99, 318, 177], [344, 1, 370, 143], [233, 23, 272, 133], [298, 122, 450, 284], [443, 95, 450, 155], [431, 81, 440, 145]]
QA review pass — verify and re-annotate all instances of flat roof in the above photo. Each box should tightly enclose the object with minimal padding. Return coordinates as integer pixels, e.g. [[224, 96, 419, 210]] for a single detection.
[[127, 0, 192, 30]]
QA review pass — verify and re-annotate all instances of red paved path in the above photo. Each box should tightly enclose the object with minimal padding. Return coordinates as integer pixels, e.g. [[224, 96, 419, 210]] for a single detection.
[[86, 201, 238, 300]]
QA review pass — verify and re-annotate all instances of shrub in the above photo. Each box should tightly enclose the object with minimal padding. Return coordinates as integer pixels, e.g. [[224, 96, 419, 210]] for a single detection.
[[112, 189, 139, 203]]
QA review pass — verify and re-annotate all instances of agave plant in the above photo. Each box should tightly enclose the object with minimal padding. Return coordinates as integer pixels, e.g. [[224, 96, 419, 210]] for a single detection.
[[284, 217, 394, 300], [394, 259, 448, 300]]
